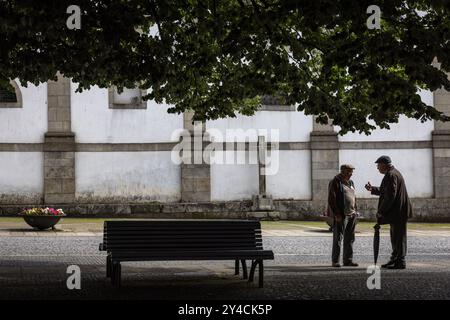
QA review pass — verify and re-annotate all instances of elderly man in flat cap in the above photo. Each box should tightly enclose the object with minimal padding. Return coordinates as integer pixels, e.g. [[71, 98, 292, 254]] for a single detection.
[[365, 156, 413, 269], [328, 164, 359, 267]]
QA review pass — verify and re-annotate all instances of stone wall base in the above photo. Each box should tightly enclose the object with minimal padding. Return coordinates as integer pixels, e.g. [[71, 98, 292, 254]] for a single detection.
[[1, 198, 450, 222]]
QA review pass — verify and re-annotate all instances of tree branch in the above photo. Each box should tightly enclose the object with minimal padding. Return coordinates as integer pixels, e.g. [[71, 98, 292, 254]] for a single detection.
[[150, 0, 163, 41]]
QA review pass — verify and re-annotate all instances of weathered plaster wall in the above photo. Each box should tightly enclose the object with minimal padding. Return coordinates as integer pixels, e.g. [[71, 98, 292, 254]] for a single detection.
[[0, 152, 43, 203], [75, 152, 181, 202], [0, 82, 47, 143], [70, 83, 183, 143]]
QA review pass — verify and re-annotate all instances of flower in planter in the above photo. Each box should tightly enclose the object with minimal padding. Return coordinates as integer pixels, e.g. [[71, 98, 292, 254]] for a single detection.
[[20, 207, 65, 216], [19, 207, 66, 230]]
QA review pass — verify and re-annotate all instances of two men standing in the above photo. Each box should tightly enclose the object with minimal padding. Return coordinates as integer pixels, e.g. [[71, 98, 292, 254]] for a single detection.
[[328, 156, 413, 269]]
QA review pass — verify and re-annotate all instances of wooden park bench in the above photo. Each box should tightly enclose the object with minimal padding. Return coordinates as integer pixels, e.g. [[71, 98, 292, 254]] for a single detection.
[[99, 219, 274, 288]]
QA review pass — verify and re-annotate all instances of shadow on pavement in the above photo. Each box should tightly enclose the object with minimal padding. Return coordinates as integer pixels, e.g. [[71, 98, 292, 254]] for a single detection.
[[0, 228, 70, 232], [305, 229, 333, 234], [267, 265, 366, 273]]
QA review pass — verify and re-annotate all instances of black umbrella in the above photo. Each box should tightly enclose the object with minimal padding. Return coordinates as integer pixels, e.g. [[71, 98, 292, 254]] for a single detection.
[[373, 223, 381, 265]]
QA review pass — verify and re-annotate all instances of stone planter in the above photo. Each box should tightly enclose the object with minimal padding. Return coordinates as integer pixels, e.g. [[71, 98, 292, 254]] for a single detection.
[[20, 215, 65, 230]]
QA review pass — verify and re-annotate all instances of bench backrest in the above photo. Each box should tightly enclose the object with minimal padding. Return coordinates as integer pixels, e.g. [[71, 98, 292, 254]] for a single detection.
[[102, 220, 264, 251]]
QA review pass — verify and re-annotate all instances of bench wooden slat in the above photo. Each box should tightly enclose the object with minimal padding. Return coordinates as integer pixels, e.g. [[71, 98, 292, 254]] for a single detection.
[[110, 250, 274, 260], [104, 226, 261, 231], [105, 223, 260, 228], [104, 245, 263, 250], [104, 230, 261, 234], [103, 240, 263, 245], [103, 235, 262, 239]]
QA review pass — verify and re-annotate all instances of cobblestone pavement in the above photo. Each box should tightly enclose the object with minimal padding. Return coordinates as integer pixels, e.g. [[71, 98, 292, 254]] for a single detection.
[[1, 232, 450, 300]]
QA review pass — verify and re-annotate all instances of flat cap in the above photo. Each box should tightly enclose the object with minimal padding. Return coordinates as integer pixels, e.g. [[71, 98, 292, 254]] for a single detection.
[[375, 155, 392, 164], [340, 164, 355, 170]]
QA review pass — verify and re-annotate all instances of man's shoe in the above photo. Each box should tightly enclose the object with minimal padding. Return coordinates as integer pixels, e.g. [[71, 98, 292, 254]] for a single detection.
[[385, 263, 406, 270], [332, 263, 341, 268], [386, 264, 406, 270], [381, 261, 395, 268], [343, 262, 359, 267]]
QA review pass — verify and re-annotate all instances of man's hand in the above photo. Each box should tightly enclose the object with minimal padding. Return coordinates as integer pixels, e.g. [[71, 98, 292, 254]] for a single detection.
[[334, 215, 343, 223], [365, 181, 372, 191]]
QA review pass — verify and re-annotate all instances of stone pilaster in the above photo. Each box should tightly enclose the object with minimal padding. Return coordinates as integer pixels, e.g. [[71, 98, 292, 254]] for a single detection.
[[432, 133, 450, 198], [431, 59, 450, 198], [432, 70, 450, 198], [180, 111, 211, 202], [44, 73, 75, 204], [310, 116, 339, 201], [433, 64, 450, 132]]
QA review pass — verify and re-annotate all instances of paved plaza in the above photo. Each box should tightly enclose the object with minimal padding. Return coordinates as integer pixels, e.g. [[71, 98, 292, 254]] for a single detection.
[[1, 219, 450, 300]]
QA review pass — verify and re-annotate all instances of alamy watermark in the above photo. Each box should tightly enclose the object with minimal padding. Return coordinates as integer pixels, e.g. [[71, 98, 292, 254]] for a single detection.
[[66, 5, 81, 30], [367, 5, 381, 30], [366, 265, 381, 290], [66, 265, 81, 290]]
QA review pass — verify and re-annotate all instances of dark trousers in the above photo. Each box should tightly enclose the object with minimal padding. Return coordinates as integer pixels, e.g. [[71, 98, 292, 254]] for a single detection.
[[389, 221, 407, 263], [332, 215, 356, 264]]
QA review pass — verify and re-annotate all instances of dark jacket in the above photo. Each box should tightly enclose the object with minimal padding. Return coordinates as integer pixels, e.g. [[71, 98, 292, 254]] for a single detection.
[[371, 166, 413, 224], [327, 174, 356, 219]]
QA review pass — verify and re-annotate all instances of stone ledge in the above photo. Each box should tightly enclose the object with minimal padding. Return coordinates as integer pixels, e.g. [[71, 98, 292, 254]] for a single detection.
[[432, 130, 450, 135], [43, 132, 76, 152], [44, 132, 75, 138], [1, 198, 449, 221], [310, 131, 338, 137], [43, 143, 76, 152], [433, 141, 450, 148], [341, 141, 432, 149], [310, 132, 339, 149], [0, 140, 440, 152], [432, 130, 450, 148]]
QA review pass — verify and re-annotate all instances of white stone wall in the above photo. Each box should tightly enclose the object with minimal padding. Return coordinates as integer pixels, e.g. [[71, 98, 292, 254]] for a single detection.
[[211, 150, 312, 201], [0, 82, 441, 204], [266, 151, 312, 200], [208, 111, 313, 201], [75, 152, 181, 202], [70, 83, 183, 143], [0, 82, 47, 143], [0, 152, 43, 202], [337, 116, 434, 142], [206, 110, 313, 142], [210, 151, 259, 201], [339, 149, 433, 198], [337, 90, 434, 141]]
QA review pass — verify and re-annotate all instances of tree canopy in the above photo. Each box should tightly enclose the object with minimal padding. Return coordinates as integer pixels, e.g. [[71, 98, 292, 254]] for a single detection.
[[1, 0, 450, 134]]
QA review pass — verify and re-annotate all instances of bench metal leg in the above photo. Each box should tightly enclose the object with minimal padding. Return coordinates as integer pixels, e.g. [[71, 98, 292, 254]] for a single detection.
[[248, 260, 264, 288], [258, 260, 264, 288], [248, 260, 257, 283], [111, 262, 121, 287], [106, 255, 112, 278], [111, 262, 116, 286], [235, 260, 239, 275], [240, 260, 248, 279], [116, 263, 121, 287]]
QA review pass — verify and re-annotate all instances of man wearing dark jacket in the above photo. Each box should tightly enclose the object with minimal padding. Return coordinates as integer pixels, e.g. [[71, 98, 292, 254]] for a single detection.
[[365, 156, 413, 269], [328, 164, 358, 268]]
